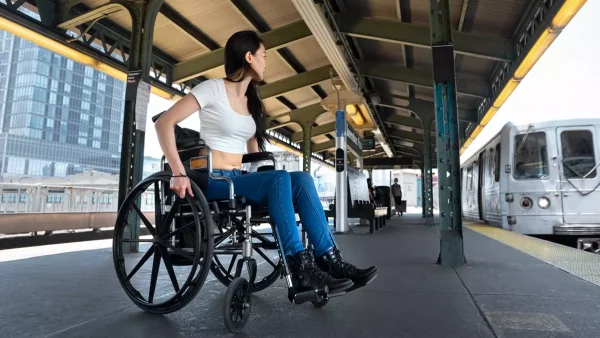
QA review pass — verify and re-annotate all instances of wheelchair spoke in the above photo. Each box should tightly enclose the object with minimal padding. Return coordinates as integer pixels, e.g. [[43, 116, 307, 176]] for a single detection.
[[160, 242, 196, 263], [214, 227, 236, 247], [154, 182, 163, 229], [148, 248, 161, 303], [125, 245, 155, 282], [227, 254, 238, 277], [130, 201, 156, 237], [160, 199, 181, 237], [254, 248, 277, 269], [157, 244, 180, 293], [122, 239, 154, 243], [159, 219, 195, 241]]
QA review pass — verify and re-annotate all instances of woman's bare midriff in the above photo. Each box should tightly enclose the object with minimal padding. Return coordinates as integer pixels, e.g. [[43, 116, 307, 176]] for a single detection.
[[196, 148, 243, 171]]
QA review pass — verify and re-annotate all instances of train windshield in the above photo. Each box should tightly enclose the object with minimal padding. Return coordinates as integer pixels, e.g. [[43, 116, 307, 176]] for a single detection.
[[513, 131, 549, 179], [560, 130, 597, 179]]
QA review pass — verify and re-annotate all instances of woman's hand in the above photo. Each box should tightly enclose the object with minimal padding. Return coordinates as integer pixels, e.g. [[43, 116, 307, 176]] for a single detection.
[[170, 176, 194, 199]]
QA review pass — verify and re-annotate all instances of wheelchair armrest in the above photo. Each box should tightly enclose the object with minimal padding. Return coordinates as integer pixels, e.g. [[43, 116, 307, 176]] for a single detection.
[[242, 151, 274, 164]]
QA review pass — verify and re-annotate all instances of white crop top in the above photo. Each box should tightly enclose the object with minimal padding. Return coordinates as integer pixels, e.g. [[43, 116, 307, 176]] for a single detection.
[[189, 78, 256, 154]]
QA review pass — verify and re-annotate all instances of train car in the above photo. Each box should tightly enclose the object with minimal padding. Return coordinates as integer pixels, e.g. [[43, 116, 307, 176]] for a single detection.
[[437, 118, 600, 239]]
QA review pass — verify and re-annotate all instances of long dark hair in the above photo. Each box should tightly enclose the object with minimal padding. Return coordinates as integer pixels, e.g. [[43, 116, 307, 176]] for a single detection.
[[223, 30, 268, 152]]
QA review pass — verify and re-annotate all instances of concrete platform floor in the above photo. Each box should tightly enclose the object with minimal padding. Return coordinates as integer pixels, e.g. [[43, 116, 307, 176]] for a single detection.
[[1, 213, 600, 337]]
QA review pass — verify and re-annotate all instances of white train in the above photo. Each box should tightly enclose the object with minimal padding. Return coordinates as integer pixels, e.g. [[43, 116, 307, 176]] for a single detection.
[[436, 118, 600, 238]]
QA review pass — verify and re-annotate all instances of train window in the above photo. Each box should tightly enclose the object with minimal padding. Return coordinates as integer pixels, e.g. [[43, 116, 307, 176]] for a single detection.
[[466, 165, 473, 190], [495, 144, 501, 182], [513, 131, 549, 180], [561, 130, 597, 179]]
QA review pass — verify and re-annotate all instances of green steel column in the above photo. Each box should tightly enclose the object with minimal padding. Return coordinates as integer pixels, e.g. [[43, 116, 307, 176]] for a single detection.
[[423, 119, 434, 225], [117, 0, 165, 253], [421, 166, 426, 218], [430, 0, 465, 266], [302, 125, 313, 172], [290, 106, 326, 173]]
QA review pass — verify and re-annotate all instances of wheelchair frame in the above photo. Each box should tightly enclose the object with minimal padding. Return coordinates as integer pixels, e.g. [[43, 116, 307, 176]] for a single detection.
[[112, 114, 334, 333]]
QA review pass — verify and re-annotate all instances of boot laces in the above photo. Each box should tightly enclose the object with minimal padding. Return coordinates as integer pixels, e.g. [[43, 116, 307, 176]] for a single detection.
[[299, 250, 328, 281], [334, 250, 357, 274]]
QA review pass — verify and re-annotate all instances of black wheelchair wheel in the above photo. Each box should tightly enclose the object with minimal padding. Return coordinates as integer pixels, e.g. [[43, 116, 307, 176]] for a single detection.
[[210, 217, 282, 293], [113, 171, 214, 314], [223, 277, 252, 333]]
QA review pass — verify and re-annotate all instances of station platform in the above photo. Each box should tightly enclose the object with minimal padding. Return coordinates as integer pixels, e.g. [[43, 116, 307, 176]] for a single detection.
[[1, 213, 599, 337]]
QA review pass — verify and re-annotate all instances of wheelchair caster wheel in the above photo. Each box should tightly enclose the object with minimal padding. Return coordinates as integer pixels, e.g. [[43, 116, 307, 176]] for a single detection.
[[311, 298, 329, 308], [224, 277, 251, 333]]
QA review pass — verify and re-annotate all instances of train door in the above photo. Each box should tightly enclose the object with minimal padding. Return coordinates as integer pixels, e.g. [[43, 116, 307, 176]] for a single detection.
[[478, 151, 485, 220], [556, 126, 600, 224]]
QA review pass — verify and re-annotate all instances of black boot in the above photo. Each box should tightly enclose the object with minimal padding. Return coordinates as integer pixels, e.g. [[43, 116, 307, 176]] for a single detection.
[[317, 247, 378, 287], [286, 249, 354, 294]]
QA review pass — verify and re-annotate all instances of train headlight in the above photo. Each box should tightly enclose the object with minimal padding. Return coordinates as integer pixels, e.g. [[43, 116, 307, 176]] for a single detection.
[[520, 197, 533, 209], [538, 197, 550, 209]]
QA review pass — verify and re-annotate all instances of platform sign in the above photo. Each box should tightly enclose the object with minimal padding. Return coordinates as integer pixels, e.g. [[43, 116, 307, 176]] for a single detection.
[[126, 69, 149, 132], [362, 132, 375, 150], [346, 124, 363, 158]]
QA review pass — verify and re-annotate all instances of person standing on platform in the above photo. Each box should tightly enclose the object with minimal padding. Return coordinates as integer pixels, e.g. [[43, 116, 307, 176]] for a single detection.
[[391, 178, 403, 216]]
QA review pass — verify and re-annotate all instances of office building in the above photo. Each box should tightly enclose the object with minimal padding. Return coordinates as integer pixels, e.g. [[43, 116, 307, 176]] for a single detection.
[[0, 29, 126, 178]]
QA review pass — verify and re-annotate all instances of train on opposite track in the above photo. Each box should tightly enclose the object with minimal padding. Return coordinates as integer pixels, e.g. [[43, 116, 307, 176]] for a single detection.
[[434, 118, 600, 244]]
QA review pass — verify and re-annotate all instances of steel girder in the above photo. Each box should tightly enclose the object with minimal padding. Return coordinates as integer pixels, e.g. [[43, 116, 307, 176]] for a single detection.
[[336, 15, 514, 62], [463, 0, 573, 148]]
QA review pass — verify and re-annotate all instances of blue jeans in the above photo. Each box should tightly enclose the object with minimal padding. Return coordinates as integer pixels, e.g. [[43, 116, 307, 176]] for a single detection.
[[203, 169, 334, 257]]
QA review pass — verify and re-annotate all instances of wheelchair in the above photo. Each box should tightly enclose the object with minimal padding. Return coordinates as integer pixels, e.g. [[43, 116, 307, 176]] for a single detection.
[[112, 112, 336, 333]]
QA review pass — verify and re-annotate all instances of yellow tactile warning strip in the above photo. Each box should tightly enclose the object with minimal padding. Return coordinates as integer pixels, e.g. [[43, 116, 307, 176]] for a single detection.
[[466, 223, 600, 287]]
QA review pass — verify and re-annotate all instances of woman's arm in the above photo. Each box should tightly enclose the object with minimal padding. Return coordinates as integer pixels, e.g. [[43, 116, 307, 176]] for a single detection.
[[155, 94, 199, 196]]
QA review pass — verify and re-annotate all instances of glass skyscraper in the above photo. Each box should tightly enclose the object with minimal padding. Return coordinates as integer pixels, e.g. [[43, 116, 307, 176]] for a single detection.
[[0, 29, 126, 178]]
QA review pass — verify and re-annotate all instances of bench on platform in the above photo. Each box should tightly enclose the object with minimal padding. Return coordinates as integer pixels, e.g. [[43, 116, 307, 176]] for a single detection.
[[325, 167, 388, 233]]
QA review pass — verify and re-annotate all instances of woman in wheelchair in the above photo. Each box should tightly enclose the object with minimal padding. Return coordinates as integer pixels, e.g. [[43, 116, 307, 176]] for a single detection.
[[154, 30, 377, 295]]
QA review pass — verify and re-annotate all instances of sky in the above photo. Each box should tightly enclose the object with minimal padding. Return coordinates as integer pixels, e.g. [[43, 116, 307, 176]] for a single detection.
[[142, 0, 599, 163]]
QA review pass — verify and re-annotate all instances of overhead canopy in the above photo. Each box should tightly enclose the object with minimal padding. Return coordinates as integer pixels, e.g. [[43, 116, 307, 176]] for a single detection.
[[1, 0, 585, 163]]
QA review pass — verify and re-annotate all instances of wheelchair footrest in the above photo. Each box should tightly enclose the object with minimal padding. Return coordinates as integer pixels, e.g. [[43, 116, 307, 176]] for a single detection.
[[288, 286, 329, 305]]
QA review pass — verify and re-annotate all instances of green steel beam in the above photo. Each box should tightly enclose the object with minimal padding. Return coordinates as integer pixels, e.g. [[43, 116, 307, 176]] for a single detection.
[[376, 95, 478, 123], [337, 15, 514, 62], [357, 61, 490, 98], [395, 144, 422, 157], [292, 122, 335, 142], [57, 3, 126, 31], [265, 103, 325, 126], [264, 103, 328, 172], [173, 20, 312, 82], [388, 129, 435, 145], [363, 156, 414, 167], [382, 113, 423, 130], [313, 140, 335, 153], [422, 120, 435, 226], [430, 0, 465, 266], [364, 150, 386, 158], [259, 66, 333, 99]]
